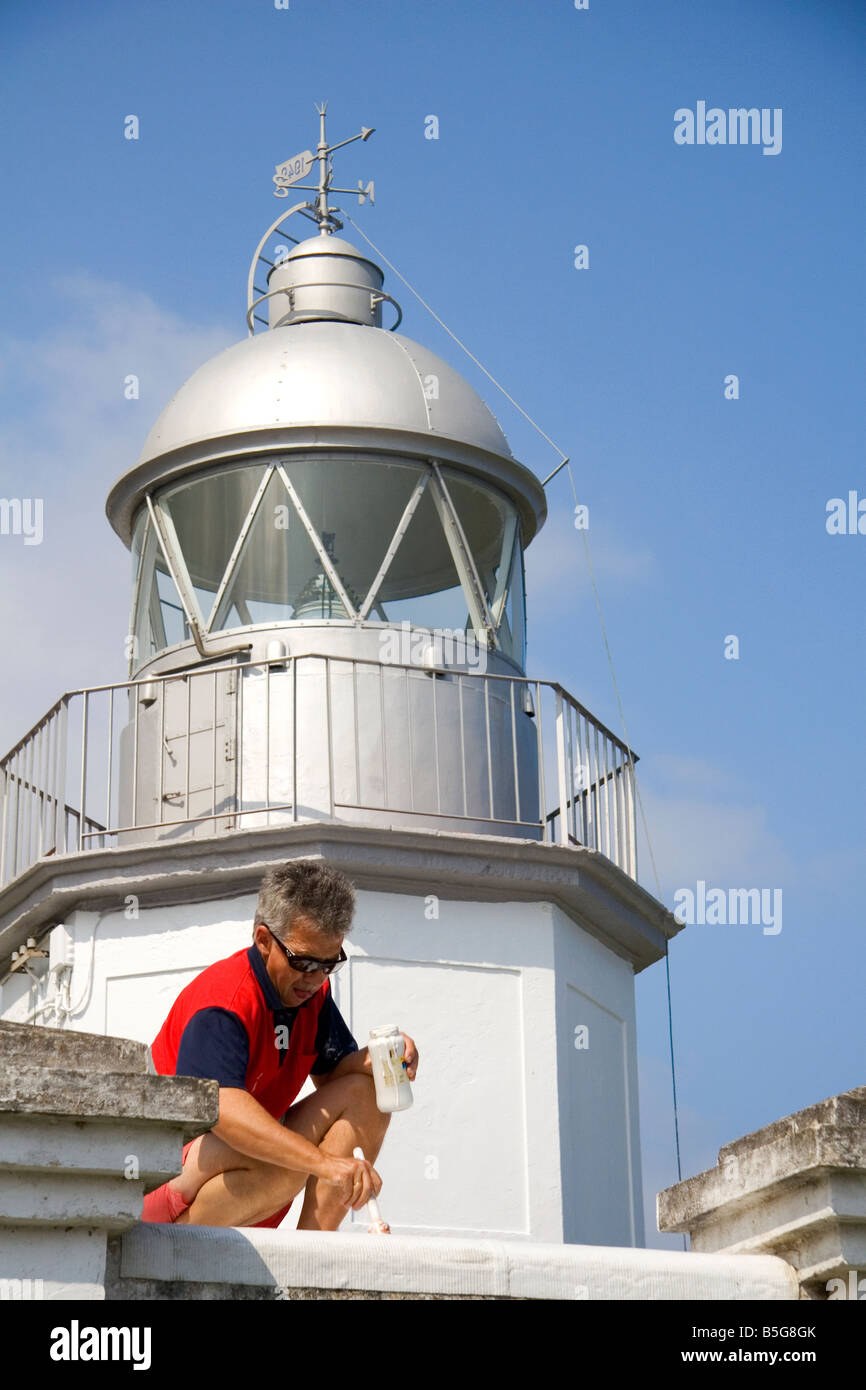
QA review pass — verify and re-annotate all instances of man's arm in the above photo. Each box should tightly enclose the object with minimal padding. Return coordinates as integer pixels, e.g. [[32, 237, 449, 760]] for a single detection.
[[310, 1045, 372, 1088], [307, 990, 420, 1091], [212, 1086, 332, 1176], [205, 1084, 382, 1212], [175, 1008, 329, 1177], [173, 1007, 381, 1203], [311, 1034, 419, 1088]]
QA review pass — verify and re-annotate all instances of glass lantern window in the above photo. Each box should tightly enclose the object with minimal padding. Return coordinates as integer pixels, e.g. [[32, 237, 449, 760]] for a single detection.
[[373, 478, 468, 628], [283, 457, 424, 613], [214, 468, 331, 624], [162, 464, 269, 627], [129, 454, 529, 669], [438, 468, 526, 665]]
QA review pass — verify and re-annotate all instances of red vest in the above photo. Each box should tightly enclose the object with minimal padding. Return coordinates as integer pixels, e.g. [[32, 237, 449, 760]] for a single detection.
[[151, 947, 329, 1119]]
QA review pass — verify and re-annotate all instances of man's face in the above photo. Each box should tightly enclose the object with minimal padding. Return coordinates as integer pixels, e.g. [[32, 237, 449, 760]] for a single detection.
[[255, 914, 344, 1008]]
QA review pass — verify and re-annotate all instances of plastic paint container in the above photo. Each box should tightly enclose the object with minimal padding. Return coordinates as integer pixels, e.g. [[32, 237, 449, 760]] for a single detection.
[[368, 1024, 414, 1113]]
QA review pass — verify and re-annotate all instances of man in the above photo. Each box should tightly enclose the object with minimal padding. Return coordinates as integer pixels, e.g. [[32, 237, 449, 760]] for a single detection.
[[142, 859, 419, 1230]]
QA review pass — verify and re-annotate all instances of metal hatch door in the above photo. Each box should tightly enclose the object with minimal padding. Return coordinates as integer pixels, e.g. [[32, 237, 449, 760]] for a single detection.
[[117, 665, 239, 845]]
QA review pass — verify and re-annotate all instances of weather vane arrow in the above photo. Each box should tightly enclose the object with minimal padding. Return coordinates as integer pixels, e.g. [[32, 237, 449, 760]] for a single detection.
[[273, 103, 376, 230]]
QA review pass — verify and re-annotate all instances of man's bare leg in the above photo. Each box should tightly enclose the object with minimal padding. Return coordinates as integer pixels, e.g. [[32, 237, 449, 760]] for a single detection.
[[295, 1075, 390, 1231], [173, 1074, 389, 1228]]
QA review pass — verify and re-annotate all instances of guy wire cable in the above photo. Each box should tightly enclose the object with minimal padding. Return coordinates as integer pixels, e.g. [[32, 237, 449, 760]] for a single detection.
[[342, 210, 686, 1205]]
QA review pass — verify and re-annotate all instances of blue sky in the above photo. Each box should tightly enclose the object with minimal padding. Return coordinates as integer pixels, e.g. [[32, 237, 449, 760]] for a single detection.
[[0, 0, 863, 1245]]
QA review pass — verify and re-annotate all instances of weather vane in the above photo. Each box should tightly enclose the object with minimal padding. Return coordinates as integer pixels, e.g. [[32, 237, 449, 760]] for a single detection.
[[273, 101, 375, 233]]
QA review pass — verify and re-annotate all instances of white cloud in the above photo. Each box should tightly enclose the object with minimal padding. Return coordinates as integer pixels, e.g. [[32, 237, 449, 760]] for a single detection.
[[634, 755, 793, 897], [523, 507, 656, 609], [0, 274, 234, 751]]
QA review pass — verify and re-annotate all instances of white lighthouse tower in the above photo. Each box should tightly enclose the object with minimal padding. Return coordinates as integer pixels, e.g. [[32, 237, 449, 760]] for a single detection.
[[0, 110, 680, 1245]]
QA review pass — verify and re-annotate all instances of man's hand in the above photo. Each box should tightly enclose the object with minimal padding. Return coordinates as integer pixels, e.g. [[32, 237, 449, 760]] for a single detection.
[[314, 1032, 420, 1087], [401, 1033, 419, 1081], [318, 1153, 382, 1210]]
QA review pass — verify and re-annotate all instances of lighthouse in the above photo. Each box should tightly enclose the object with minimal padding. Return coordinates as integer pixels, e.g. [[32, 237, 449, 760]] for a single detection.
[[0, 109, 680, 1246]]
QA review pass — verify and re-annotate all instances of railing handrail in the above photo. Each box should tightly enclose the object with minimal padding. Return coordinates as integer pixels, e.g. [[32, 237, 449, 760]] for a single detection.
[[0, 652, 638, 770], [0, 693, 70, 767]]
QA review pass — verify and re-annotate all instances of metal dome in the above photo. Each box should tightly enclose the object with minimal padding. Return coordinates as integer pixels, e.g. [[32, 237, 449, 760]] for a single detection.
[[107, 226, 546, 549], [136, 322, 514, 466], [279, 232, 376, 264]]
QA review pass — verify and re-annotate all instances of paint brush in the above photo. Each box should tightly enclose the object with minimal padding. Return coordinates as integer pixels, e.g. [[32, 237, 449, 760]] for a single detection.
[[353, 1145, 391, 1234]]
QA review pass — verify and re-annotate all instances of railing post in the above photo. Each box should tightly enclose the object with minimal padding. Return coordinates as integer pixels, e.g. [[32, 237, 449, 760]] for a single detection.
[[352, 659, 362, 809], [9, 754, 20, 880], [23, 733, 34, 873], [483, 676, 494, 821], [78, 693, 89, 852], [432, 665, 442, 815], [105, 687, 115, 850], [236, 662, 244, 825], [292, 656, 298, 822], [535, 681, 546, 841], [627, 754, 638, 879], [554, 689, 569, 846], [613, 760, 624, 872], [211, 669, 218, 823], [457, 675, 467, 819], [602, 735, 611, 861], [405, 666, 415, 812], [157, 679, 166, 830], [184, 674, 192, 827], [509, 680, 520, 825], [592, 725, 602, 854], [55, 699, 68, 855], [264, 660, 271, 816], [0, 758, 9, 888], [325, 657, 335, 818]]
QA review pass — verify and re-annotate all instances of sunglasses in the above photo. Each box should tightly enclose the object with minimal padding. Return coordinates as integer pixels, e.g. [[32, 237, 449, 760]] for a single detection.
[[264, 926, 347, 976]]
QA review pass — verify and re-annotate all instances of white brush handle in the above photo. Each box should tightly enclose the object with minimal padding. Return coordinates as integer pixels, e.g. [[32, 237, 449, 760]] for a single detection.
[[352, 1145, 383, 1223]]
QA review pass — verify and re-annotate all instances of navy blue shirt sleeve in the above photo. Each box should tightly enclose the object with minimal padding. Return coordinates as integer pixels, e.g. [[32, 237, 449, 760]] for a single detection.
[[175, 1007, 250, 1089], [310, 993, 359, 1075]]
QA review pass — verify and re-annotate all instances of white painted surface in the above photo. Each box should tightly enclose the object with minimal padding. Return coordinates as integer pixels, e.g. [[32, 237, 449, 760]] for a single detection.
[[552, 903, 644, 1246], [0, 1226, 108, 1301]]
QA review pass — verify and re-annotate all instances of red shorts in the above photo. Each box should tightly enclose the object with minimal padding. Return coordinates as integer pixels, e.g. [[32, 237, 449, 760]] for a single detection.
[[140, 1140, 292, 1229]]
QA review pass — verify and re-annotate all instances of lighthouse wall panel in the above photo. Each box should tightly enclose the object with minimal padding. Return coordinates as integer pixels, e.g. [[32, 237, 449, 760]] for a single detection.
[[331, 889, 564, 1240], [340, 957, 528, 1236], [24, 904, 255, 1042], [552, 903, 644, 1247], [105, 967, 205, 1040]]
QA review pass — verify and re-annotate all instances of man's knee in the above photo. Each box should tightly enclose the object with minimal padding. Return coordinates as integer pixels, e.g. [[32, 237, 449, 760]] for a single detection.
[[332, 1073, 390, 1130]]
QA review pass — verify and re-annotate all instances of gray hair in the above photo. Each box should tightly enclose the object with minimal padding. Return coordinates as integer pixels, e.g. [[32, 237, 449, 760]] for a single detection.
[[253, 859, 356, 942]]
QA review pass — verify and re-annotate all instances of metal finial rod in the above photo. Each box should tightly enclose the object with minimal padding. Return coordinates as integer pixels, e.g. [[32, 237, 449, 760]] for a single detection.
[[315, 103, 330, 232]]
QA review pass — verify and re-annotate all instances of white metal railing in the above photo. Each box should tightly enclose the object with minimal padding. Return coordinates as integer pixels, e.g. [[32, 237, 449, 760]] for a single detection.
[[0, 654, 638, 889]]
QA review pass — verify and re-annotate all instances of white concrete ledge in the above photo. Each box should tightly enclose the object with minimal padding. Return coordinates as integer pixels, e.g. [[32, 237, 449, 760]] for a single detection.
[[658, 1087, 866, 1296], [114, 1225, 799, 1301], [0, 820, 679, 975]]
